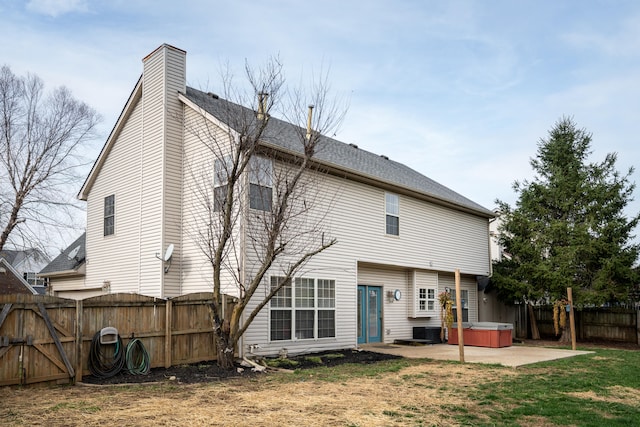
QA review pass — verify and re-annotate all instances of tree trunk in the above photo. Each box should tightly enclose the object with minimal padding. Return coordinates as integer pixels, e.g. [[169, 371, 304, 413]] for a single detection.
[[215, 332, 235, 369], [558, 325, 572, 343], [528, 303, 541, 340]]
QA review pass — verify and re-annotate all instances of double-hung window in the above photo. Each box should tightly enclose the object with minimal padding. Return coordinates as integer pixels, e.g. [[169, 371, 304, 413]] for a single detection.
[[213, 156, 233, 212], [270, 276, 336, 341], [269, 277, 292, 341], [451, 289, 469, 322], [104, 195, 115, 236], [249, 156, 272, 211], [385, 193, 399, 235]]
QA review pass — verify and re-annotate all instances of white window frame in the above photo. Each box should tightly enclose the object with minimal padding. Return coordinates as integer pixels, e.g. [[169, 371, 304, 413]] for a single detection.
[[269, 276, 336, 341], [451, 289, 470, 322], [213, 155, 233, 212], [249, 156, 273, 211], [418, 287, 436, 312], [385, 193, 399, 235], [409, 271, 438, 318], [104, 194, 115, 236]]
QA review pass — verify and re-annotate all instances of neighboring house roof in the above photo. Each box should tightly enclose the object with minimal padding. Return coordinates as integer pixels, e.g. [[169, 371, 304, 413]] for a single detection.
[[39, 233, 86, 277], [0, 248, 50, 272], [0, 258, 38, 295], [182, 87, 494, 217]]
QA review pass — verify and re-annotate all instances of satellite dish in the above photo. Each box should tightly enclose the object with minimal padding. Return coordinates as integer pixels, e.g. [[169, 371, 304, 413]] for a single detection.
[[163, 244, 174, 262], [67, 245, 81, 260]]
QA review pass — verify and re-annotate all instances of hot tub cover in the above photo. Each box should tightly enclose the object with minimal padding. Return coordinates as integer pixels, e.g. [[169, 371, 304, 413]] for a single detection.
[[452, 322, 513, 330]]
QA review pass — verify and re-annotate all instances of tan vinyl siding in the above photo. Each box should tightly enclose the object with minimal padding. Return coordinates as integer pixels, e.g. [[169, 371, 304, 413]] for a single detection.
[[54, 289, 104, 300], [48, 276, 86, 292], [85, 45, 187, 298], [242, 162, 488, 354], [138, 50, 166, 296], [180, 107, 239, 295], [315, 172, 490, 276], [357, 265, 444, 343], [241, 161, 357, 356], [161, 47, 186, 297], [242, 262, 357, 357], [357, 265, 413, 343], [85, 97, 144, 294]]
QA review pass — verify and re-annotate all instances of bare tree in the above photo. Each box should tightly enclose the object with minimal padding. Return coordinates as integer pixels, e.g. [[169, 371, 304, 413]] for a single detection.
[[0, 65, 100, 252], [183, 58, 346, 368]]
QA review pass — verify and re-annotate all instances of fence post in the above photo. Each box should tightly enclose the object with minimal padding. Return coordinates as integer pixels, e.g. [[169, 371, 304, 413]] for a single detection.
[[567, 288, 577, 351], [454, 269, 465, 363], [165, 299, 172, 368], [637, 308, 640, 346], [75, 299, 83, 383]]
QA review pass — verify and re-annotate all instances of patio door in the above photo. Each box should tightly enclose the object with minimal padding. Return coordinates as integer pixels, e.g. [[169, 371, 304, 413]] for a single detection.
[[357, 285, 382, 344]]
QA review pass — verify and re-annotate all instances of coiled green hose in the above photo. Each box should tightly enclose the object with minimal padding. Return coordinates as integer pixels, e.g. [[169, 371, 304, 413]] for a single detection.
[[88, 331, 125, 378], [125, 338, 150, 375]]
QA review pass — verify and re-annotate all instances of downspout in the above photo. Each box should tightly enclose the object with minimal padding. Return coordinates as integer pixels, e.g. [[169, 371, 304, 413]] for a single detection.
[[239, 137, 249, 359]]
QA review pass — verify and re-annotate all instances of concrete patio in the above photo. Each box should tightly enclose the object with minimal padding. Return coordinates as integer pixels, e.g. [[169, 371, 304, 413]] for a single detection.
[[361, 343, 593, 367]]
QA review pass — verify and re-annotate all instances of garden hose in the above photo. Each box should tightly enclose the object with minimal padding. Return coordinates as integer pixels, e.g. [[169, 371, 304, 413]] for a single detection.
[[125, 338, 151, 375], [88, 331, 125, 378]]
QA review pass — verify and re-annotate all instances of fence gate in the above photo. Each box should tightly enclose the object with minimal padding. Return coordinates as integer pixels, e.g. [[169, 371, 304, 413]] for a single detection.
[[0, 296, 76, 386]]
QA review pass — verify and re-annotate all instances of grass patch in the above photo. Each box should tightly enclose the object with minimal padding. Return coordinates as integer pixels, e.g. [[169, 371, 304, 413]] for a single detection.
[[291, 358, 413, 382], [303, 356, 324, 365], [464, 349, 640, 426], [264, 358, 300, 369], [3, 347, 639, 426]]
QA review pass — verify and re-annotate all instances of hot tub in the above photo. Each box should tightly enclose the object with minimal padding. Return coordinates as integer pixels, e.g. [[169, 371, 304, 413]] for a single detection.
[[448, 322, 513, 348]]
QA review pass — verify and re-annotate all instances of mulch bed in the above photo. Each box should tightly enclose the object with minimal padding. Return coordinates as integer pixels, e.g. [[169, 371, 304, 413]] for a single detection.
[[80, 349, 401, 385]]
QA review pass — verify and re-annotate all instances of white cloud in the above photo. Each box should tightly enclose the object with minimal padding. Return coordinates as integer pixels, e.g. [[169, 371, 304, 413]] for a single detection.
[[562, 13, 640, 57], [26, 0, 88, 17]]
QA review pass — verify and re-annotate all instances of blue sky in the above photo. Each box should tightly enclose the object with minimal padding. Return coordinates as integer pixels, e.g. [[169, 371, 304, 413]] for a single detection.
[[2, 0, 640, 249]]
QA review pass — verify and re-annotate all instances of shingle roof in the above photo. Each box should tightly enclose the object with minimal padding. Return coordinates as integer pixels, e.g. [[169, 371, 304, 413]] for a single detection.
[[184, 87, 493, 217], [0, 258, 37, 295], [0, 250, 19, 265], [39, 233, 86, 275]]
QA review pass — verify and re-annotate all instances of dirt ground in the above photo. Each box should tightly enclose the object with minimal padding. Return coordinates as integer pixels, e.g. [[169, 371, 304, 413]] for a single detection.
[[1, 342, 636, 426], [2, 353, 505, 426]]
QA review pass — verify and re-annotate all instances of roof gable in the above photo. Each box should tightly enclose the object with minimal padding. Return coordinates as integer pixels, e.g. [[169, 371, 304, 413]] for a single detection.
[[79, 77, 142, 200]]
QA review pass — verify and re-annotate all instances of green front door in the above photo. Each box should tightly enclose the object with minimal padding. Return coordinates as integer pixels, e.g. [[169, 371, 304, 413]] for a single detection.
[[357, 285, 382, 344]]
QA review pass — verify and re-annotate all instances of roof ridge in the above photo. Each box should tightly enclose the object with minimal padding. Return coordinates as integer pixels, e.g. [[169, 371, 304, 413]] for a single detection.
[[184, 86, 493, 217]]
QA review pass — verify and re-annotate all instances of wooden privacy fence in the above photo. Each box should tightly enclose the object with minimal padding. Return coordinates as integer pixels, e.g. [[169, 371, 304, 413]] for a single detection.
[[533, 305, 640, 344], [0, 292, 229, 387]]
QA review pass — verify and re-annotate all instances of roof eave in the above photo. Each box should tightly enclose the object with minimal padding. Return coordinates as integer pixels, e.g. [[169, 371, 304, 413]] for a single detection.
[[78, 76, 143, 201], [178, 92, 242, 141], [38, 268, 83, 278], [259, 141, 495, 218]]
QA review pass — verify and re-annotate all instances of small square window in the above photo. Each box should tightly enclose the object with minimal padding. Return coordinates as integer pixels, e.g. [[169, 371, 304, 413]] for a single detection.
[[418, 287, 436, 312]]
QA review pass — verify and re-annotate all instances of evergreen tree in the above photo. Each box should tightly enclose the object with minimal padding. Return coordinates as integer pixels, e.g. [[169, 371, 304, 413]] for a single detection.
[[492, 117, 639, 306]]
